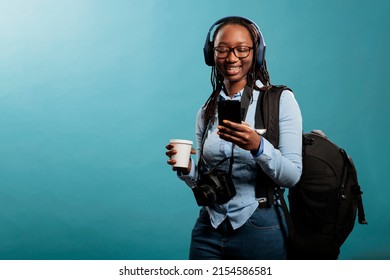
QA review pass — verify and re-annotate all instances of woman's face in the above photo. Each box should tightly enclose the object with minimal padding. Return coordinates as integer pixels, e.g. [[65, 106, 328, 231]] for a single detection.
[[213, 24, 254, 86]]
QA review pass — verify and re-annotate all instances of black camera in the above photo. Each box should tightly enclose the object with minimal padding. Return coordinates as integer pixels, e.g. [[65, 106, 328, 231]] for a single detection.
[[192, 169, 236, 206]]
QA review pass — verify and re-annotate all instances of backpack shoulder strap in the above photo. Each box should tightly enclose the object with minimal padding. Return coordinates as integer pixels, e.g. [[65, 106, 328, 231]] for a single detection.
[[255, 85, 297, 243], [254, 85, 289, 204], [255, 85, 290, 147]]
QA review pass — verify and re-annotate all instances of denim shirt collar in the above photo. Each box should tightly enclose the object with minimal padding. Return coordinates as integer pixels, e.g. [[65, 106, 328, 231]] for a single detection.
[[219, 88, 244, 101]]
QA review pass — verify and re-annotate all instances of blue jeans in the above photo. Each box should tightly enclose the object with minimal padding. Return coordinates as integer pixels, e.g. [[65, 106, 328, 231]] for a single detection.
[[189, 206, 287, 260]]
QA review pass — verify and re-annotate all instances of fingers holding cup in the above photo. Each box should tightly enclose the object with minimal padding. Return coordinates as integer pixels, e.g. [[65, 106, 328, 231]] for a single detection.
[[168, 139, 193, 168]]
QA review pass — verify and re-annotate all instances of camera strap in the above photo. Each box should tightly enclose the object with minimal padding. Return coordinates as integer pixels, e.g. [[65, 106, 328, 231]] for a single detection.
[[240, 85, 253, 121], [198, 130, 235, 179], [198, 86, 254, 180]]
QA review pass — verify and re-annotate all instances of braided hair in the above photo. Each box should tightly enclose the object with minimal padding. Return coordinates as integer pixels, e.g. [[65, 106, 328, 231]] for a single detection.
[[202, 18, 271, 126]]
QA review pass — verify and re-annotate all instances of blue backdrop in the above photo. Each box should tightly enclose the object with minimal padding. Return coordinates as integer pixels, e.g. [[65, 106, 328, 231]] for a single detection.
[[0, 0, 388, 259]]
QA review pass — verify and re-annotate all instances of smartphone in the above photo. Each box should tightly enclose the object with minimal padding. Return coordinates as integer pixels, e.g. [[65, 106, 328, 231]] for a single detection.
[[217, 100, 242, 125]]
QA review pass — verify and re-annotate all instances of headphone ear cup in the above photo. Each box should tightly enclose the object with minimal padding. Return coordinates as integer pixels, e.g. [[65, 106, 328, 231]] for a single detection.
[[256, 44, 266, 69], [203, 41, 214, 66]]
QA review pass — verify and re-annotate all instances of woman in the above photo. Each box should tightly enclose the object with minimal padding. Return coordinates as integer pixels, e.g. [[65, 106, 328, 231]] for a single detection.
[[166, 16, 302, 259]]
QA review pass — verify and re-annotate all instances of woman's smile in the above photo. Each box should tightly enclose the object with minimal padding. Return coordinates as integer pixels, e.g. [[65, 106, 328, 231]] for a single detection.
[[225, 65, 242, 75]]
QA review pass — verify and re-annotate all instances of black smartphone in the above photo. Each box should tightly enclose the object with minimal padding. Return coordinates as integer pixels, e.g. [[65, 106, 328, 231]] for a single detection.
[[217, 100, 242, 125]]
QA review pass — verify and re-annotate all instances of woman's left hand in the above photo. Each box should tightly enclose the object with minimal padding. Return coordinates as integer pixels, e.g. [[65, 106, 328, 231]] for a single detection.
[[217, 120, 261, 153]]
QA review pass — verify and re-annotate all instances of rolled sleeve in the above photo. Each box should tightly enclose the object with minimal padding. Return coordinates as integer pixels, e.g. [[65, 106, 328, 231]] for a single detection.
[[177, 157, 197, 188]]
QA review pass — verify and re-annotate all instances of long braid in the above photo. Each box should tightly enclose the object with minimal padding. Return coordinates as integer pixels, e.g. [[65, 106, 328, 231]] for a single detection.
[[202, 66, 223, 126]]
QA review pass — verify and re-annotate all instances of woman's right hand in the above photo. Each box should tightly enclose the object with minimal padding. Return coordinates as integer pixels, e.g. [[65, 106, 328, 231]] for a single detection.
[[165, 143, 195, 175]]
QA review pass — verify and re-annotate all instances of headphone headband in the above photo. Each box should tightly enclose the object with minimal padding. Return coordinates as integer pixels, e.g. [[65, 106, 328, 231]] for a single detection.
[[203, 16, 266, 68]]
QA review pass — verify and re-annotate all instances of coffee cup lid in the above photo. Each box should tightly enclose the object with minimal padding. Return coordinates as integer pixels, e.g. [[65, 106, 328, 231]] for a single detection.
[[169, 139, 193, 145]]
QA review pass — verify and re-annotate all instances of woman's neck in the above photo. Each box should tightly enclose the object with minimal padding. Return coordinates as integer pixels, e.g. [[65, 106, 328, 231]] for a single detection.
[[224, 79, 247, 98]]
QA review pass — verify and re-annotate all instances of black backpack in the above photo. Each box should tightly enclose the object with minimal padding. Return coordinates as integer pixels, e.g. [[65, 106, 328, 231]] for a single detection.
[[254, 85, 368, 260]]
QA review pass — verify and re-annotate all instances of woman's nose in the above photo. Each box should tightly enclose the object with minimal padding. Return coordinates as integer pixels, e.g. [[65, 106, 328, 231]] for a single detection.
[[226, 49, 239, 62]]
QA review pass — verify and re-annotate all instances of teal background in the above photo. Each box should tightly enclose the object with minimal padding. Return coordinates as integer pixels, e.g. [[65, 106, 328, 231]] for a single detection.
[[0, 0, 388, 259]]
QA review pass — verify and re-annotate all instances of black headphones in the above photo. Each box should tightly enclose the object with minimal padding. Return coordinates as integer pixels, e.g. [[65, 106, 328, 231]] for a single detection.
[[203, 16, 266, 69]]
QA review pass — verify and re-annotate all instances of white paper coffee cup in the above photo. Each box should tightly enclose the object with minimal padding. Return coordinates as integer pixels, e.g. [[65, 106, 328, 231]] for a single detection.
[[169, 139, 193, 168]]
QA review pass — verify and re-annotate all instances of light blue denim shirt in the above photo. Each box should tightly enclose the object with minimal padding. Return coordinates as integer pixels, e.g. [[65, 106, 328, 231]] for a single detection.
[[179, 83, 302, 230]]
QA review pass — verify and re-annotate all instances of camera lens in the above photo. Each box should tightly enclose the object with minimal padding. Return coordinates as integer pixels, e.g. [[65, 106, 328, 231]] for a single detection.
[[199, 184, 217, 203]]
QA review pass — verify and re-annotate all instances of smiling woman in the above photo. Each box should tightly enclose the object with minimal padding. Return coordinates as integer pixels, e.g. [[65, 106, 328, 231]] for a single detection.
[[165, 16, 303, 260]]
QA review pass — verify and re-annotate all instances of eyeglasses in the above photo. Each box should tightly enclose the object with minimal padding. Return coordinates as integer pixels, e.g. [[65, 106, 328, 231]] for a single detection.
[[213, 46, 253, 59]]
